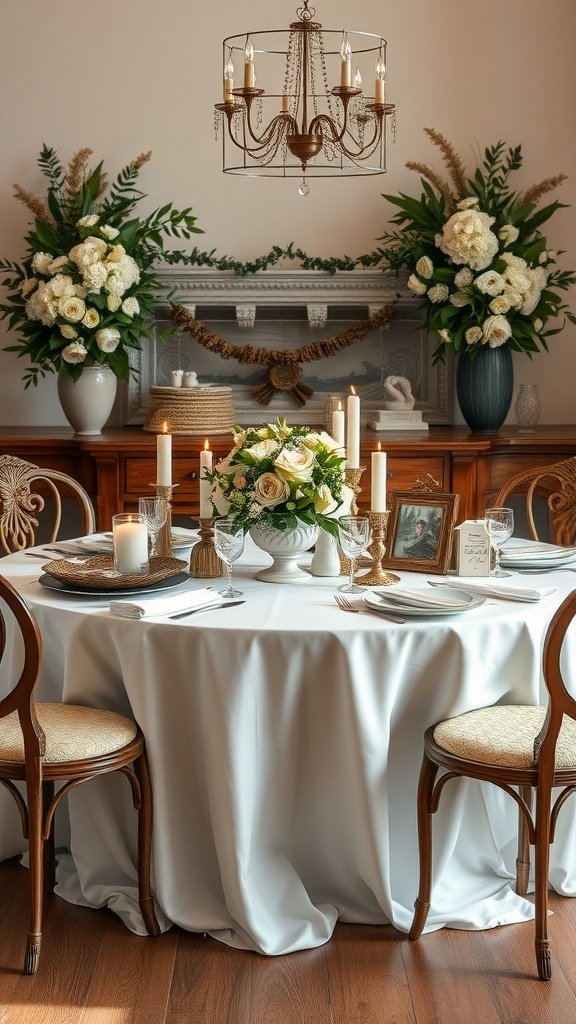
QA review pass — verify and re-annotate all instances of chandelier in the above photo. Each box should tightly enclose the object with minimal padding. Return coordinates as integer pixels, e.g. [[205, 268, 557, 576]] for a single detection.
[[214, 1, 395, 194]]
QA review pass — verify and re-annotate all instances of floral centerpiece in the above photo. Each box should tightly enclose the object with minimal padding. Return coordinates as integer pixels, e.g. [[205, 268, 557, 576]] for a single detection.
[[0, 145, 202, 387], [378, 128, 575, 362], [209, 417, 352, 536]]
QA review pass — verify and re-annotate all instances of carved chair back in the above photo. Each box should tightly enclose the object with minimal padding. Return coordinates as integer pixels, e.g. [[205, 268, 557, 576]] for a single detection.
[[494, 455, 576, 545], [0, 454, 95, 553]]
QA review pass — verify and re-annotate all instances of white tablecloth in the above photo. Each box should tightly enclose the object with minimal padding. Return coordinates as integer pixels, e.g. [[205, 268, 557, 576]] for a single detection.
[[1, 541, 575, 954]]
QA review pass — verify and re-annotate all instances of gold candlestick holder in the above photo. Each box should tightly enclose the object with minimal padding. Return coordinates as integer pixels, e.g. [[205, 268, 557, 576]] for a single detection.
[[339, 466, 367, 576], [153, 484, 178, 558], [189, 517, 225, 578], [357, 510, 400, 587]]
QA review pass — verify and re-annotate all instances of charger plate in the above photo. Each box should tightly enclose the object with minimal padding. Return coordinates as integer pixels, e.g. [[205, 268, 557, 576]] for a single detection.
[[39, 572, 190, 598], [364, 587, 485, 618], [42, 555, 188, 590]]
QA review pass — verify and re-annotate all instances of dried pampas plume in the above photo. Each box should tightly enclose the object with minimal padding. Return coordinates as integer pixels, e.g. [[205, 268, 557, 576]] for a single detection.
[[64, 147, 93, 198], [12, 185, 51, 224], [519, 173, 568, 207], [130, 151, 153, 172], [423, 127, 468, 197], [405, 161, 453, 207]]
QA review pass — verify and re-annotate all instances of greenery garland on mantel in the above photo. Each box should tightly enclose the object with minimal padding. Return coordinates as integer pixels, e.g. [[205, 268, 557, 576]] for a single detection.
[[163, 241, 390, 277]]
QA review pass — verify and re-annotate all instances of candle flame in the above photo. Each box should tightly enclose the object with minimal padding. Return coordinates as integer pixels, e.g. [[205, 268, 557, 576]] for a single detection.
[[203, 438, 210, 452], [337, 400, 342, 411], [377, 441, 382, 451], [161, 421, 169, 434], [350, 385, 356, 396]]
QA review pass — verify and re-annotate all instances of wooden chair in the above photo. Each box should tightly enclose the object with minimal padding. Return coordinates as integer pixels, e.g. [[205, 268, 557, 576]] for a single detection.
[[409, 588, 576, 981], [0, 574, 160, 973], [0, 454, 96, 554], [493, 455, 576, 545]]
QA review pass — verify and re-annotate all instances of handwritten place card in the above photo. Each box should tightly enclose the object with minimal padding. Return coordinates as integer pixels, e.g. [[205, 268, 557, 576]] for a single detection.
[[454, 520, 491, 577]]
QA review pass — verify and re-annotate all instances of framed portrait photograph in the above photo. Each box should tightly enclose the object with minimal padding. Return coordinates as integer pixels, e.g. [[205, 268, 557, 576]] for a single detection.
[[383, 491, 460, 575]]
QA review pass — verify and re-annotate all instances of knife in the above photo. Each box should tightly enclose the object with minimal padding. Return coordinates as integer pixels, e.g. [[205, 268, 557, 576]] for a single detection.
[[169, 599, 246, 619]]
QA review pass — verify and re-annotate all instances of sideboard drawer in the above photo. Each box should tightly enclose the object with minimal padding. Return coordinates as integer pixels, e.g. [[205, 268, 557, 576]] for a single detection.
[[387, 456, 447, 493], [124, 457, 199, 495]]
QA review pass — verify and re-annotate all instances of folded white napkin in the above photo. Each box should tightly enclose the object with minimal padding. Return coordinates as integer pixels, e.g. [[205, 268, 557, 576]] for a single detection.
[[433, 581, 556, 603], [109, 587, 223, 619], [375, 587, 467, 609]]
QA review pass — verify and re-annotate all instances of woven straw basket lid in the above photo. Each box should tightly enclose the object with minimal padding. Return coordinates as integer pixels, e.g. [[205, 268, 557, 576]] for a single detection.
[[143, 386, 236, 436]]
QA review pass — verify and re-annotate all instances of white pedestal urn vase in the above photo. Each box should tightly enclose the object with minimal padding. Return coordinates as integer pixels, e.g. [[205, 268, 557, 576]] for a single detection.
[[57, 366, 117, 436], [250, 522, 319, 583]]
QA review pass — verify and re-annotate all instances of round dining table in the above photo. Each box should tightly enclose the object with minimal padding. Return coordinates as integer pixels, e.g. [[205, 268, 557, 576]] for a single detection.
[[1, 538, 575, 955]]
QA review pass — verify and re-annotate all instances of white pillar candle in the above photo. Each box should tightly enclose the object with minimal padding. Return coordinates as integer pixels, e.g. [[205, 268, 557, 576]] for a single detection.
[[371, 442, 387, 512], [199, 440, 213, 519], [113, 515, 149, 575], [346, 388, 360, 468], [332, 400, 345, 451], [156, 423, 172, 487]]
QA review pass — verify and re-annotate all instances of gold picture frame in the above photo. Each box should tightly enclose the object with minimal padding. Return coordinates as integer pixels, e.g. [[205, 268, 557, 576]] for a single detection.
[[383, 491, 460, 575]]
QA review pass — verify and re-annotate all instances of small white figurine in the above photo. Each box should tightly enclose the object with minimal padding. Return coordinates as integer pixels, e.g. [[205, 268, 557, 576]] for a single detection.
[[381, 375, 415, 410], [183, 371, 198, 387]]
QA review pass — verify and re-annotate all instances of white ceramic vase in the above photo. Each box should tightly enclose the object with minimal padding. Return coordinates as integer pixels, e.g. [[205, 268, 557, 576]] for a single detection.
[[250, 522, 319, 583], [57, 366, 117, 435], [310, 527, 341, 577]]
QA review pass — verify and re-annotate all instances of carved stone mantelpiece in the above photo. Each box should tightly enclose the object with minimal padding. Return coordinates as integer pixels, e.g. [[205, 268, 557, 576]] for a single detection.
[[126, 269, 453, 427]]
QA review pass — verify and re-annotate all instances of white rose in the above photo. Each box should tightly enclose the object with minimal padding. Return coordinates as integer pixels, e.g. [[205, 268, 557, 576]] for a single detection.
[[245, 439, 278, 461], [407, 274, 427, 296], [32, 251, 54, 275], [61, 341, 88, 363], [457, 197, 479, 210], [427, 283, 449, 303], [499, 223, 519, 245], [313, 483, 338, 515], [450, 291, 470, 307], [100, 224, 120, 239], [95, 327, 121, 353], [60, 324, 78, 339], [48, 255, 69, 275], [415, 255, 434, 279], [253, 472, 290, 508], [59, 296, 86, 322], [474, 270, 505, 296], [437, 328, 452, 343], [303, 430, 341, 453], [489, 296, 511, 315], [82, 308, 100, 328], [107, 294, 121, 312], [76, 214, 99, 228], [21, 277, 37, 297], [121, 296, 140, 317], [482, 314, 512, 348], [465, 326, 483, 345], [438, 209, 499, 271], [274, 444, 315, 483]]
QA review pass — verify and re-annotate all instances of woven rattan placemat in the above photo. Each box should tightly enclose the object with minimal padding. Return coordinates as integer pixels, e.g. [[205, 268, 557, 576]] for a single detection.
[[42, 555, 188, 590]]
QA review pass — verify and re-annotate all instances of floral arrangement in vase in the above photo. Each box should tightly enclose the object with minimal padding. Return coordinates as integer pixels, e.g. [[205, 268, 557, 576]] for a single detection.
[[0, 145, 202, 387], [209, 417, 352, 535], [377, 128, 575, 362]]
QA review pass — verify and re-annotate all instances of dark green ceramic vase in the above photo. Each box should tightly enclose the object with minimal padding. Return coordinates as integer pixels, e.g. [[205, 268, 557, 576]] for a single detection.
[[456, 344, 513, 433]]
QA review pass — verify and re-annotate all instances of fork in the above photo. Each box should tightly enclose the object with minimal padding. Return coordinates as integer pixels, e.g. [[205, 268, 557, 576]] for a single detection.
[[334, 592, 406, 623]]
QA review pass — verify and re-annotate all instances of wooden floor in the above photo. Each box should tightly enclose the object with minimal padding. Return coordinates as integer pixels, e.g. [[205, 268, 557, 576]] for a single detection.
[[3, 859, 576, 1024]]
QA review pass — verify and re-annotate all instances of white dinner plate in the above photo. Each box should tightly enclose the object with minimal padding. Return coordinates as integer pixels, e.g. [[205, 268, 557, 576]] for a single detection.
[[38, 571, 191, 598], [75, 528, 198, 553], [500, 544, 576, 569], [364, 587, 485, 617]]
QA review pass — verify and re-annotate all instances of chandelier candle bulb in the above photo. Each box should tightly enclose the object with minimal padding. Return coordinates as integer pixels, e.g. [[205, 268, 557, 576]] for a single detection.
[[340, 34, 352, 87], [375, 54, 386, 104], [199, 440, 213, 519], [370, 444, 387, 512], [346, 388, 360, 468], [244, 37, 255, 88], [332, 401, 345, 451], [156, 423, 172, 487], [224, 53, 234, 101]]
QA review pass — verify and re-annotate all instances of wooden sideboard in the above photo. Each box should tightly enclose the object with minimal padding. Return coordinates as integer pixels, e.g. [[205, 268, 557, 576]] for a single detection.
[[1, 425, 576, 531]]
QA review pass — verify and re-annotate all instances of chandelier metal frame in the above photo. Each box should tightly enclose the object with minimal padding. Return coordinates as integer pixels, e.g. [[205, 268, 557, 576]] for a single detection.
[[214, 1, 395, 189]]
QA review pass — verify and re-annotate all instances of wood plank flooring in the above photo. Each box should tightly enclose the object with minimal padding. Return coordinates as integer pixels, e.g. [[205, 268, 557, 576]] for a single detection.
[[2, 857, 576, 1024]]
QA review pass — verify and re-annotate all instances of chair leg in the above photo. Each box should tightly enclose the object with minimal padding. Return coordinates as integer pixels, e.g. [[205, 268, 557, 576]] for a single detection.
[[516, 784, 532, 896], [533, 782, 553, 980], [134, 752, 160, 937], [42, 781, 56, 892], [409, 753, 439, 941], [25, 769, 44, 974]]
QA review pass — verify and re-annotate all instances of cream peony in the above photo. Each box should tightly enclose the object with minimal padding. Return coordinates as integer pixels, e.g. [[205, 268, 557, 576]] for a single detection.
[[482, 314, 512, 348], [438, 209, 499, 271], [121, 296, 140, 317], [95, 327, 121, 353], [427, 283, 449, 303], [68, 236, 107, 268], [253, 472, 290, 508], [274, 445, 316, 483]]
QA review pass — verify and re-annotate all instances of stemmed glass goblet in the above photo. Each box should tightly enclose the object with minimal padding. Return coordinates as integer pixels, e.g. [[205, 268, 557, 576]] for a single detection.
[[213, 517, 245, 598], [138, 497, 168, 558], [485, 507, 514, 578], [338, 515, 370, 593]]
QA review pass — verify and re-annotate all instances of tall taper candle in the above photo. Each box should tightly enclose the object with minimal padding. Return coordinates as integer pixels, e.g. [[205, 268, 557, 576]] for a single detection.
[[156, 422, 172, 487], [332, 400, 345, 451], [346, 387, 360, 468], [199, 439, 213, 519], [370, 442, 387, 512]]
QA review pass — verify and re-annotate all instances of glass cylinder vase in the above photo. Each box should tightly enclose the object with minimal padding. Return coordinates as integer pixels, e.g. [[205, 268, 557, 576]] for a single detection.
[[515, 384, 540, 433]]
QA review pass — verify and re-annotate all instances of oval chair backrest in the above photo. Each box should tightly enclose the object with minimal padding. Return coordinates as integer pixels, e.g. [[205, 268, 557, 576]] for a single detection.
[[0, 454, 96, 553], [494, 456, 576, 546], [534, 589, 576, 768], [0, 575, 45, 758]]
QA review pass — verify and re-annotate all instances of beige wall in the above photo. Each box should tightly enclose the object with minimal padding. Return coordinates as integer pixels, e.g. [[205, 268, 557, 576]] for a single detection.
[[0, 0, 574, 426]]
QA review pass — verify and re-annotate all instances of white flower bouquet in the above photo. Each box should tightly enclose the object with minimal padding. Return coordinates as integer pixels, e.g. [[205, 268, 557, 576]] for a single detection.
[[0, 145, 202, 386], [209, 418, 352, 534], [378, 128, 575, 361]]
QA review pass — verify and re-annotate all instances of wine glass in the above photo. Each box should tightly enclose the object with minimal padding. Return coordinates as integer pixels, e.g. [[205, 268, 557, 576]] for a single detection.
[[338, 515, 370, 593], [138, 497, 168, 558], [485, 507, 514, 577], [214, 517, 245, 597]]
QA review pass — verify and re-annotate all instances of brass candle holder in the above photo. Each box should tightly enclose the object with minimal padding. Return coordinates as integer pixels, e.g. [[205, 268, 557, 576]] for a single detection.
[[153, 484, 178, 558], [339, 466, 367, 576], [189, 517, 225, 578], [357, 510, 400, 587]]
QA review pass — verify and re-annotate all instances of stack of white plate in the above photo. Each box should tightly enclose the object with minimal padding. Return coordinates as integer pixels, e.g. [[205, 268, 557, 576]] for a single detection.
[[500, 542, 576, 570]]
